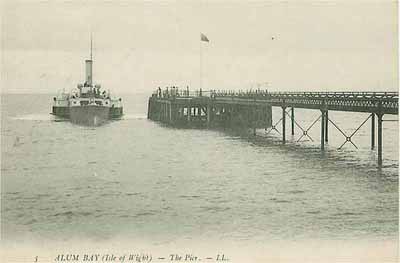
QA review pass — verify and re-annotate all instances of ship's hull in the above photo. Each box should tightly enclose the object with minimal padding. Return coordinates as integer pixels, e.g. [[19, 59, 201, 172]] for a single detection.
[[52, 105, 123, 125], [69, 105, 110, 126]]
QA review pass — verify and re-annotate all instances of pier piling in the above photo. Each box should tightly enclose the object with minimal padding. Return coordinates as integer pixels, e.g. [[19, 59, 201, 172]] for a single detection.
[[371, 113, 375, 150], [282, 106, 286, 144], [325, 111, 329, 143], [320, 111, 326, 150], [377, 113, 383, 166], [291, 107, 295, 136]]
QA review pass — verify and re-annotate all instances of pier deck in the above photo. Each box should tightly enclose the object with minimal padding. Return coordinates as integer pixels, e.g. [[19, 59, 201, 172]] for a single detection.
[[148, 90, 398, 166]]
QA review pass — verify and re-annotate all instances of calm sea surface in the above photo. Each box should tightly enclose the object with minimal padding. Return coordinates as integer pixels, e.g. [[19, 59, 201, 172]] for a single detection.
[[1, 93, 398, 245]]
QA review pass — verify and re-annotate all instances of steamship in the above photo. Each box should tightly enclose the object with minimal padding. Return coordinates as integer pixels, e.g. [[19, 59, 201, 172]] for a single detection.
[[52, 41, 123, 126]]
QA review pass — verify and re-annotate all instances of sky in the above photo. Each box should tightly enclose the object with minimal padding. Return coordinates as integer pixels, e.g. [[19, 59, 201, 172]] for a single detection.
[[1, 0, 398, 94]]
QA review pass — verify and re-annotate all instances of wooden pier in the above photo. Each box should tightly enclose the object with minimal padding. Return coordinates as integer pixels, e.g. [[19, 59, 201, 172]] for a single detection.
[[148, 89, 398, 166], [147, 90, 272, 133]]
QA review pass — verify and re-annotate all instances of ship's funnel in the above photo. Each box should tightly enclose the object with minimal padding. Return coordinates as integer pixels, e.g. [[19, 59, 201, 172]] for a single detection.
[[85, 59, 93, 86]]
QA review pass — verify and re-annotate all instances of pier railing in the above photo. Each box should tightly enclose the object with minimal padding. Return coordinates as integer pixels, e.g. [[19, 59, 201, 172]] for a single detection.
[[152, 90, 398, 115]]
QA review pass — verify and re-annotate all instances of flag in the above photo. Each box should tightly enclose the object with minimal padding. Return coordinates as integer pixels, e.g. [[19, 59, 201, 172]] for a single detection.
[[200, 33, 209, 42]]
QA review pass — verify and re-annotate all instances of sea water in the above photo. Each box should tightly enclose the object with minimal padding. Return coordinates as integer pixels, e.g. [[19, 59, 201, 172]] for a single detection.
[[1, 93, 398, 259]]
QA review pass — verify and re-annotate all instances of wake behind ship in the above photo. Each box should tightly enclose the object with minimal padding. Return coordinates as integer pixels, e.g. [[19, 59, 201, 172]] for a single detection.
[[52, 40, 123, 126]]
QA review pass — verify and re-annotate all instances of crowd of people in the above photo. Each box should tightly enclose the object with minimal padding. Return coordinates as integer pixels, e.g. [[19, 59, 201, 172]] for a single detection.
[[154, 86, 191, 98], [153, 87, 269, 99], [212, 89, 269, 98]]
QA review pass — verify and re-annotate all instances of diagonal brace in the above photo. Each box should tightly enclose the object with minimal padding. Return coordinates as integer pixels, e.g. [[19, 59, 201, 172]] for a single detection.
[[285, 111, 315, 142], [330, 114, 372, 150], [265, 108, 291, 135], [296, 114, 321, 142]]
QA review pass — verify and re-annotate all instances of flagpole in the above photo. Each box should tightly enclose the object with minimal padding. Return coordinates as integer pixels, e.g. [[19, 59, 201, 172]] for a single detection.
[[200, 34, 203, 91]]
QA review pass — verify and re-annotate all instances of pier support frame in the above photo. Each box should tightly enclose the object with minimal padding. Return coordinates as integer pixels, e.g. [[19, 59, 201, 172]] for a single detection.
[[207, 104, 211, 127], [282, 106, 286, 144], [252, 107, 256, 136], [187, 105, 191, 122], [291, 107, 295, 135], [321, 110, 326, 150], [169, 101, 172, 123], [325, 111, 329, 143], [377, 113, 383, 166], [371, 113, 375, 150]]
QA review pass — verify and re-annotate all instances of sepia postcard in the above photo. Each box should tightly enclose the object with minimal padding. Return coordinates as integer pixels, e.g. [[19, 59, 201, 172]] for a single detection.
[[1, 0, 398, 262]]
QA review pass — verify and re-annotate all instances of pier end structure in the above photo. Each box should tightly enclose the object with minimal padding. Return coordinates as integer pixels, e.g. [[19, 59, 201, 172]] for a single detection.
[[147, 92, 272, 131]]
